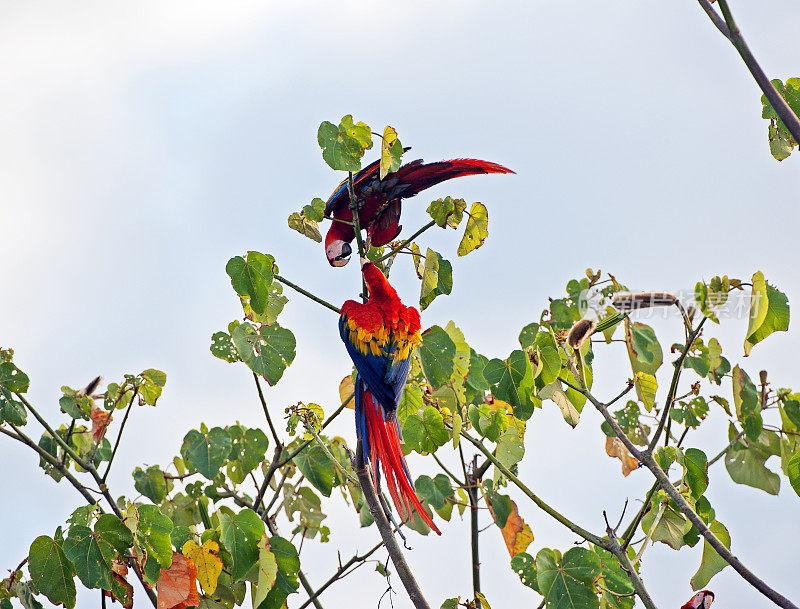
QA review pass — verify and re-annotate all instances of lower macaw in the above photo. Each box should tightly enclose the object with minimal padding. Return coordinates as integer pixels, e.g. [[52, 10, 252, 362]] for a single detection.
[[681, 591, 714, 609], [339, 260, 441, 534], [324, 155, 513, 266]]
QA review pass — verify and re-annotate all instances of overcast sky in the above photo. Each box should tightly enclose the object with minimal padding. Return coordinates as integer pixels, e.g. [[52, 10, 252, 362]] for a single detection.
[[2, 2, 799, 608]]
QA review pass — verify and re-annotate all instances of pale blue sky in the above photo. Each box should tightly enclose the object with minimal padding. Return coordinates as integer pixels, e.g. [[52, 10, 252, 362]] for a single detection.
[[1, 2, 799, 608]]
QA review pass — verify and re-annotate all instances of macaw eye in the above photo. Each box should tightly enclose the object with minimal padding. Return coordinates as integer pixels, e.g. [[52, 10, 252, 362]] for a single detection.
[[338, 242, 352, 261]]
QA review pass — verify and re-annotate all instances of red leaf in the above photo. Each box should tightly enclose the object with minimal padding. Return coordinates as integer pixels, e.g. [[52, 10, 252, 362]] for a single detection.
[[90, 406, 112, 442], [157, 553, 199, 609]]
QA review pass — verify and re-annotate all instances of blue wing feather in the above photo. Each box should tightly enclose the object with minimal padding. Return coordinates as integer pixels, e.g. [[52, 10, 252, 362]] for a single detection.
[[339, 314, 412, 416]]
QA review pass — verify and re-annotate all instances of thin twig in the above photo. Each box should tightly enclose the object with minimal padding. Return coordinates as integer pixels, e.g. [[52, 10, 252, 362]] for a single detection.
[[646, 318, 706, 454], [431, 453, 466, 488], [101, 388, 139, 482], [374, 220, 437, 263], [297, 540, 385, 609], [696, 0, 731, 39], [274, 274, 341, 315], [708, 430, 745, 466]]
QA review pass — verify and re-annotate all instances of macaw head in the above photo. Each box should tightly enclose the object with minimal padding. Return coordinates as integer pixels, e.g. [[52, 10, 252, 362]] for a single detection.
[[325, 228, 353, 267], [360, 261, 400, 305], [681, 590, 714, 609]]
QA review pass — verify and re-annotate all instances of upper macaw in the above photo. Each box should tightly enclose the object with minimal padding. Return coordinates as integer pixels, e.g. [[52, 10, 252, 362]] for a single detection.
[[681, 591, 714, 609], [324, 155, 514, 266], [339, 260, 441, 534]]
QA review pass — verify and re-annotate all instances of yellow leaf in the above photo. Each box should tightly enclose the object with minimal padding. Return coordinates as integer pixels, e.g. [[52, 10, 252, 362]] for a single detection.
[[500, 499, 534, 557], [634, 372, 657, 412], [605, 436, 639, 477], [339, 375, 356, 410], [253, 535, 279, 609], [182, 539, 222, 595]]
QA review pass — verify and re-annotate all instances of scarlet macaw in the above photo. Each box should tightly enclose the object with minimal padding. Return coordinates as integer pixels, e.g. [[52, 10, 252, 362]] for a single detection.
[[324, 155, 514, 266], [339, 260, 441, 534], [681, 591, 714, 609]]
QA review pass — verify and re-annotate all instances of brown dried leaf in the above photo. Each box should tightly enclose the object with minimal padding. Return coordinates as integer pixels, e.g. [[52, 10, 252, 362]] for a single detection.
[[90, 406, 112, 441], [605, 436, 639, 476]]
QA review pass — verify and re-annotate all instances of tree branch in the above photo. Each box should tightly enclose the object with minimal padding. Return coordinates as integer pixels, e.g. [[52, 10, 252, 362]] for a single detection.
[[254, 373, 283, 449], [459, 430, 610, 549], [354, 441, 431, 609], [581, 385, 799, 609], [297, 540, 384, 609], [646, 318, 706, 454], [701, 0, 800, 144]]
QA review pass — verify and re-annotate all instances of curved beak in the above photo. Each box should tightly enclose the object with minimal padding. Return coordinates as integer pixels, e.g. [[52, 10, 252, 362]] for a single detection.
[[326, 241, 352, 267]]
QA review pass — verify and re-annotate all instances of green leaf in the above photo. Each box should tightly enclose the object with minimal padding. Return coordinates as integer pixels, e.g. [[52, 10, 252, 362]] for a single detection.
[[379, 126, 403, 179], [28, 535, 76, 609], [397, 383, 423, 425], [415, 474, 453, 510], [232, 321, 296, 386], [787, 450, 800, 498], [139, 369, 167, 406], [210, 330, 240, 363], [679, 448, 709, 499], [63, 515, 133, 591], [402, 406, 449, 454], [0, 362, 29, 393], [625, 322, 662, 376], [496, 425, 525, 471], [761, 78, 800, 160], [744, 272, 789, 356], [457, 202, 488, 256], [690, 520, 731, 589], [418, 326, 456, 389], [732, 366, 761, 441], [59, 390, 92, 421], [642, 503, 690, 550], [518, 323, 539, 349], [0, 390, 27, 426], [219, 509, 265, 581], [694, 277, 730, 323], [136, 504, 174, 568], [226, 251, 276, 316], [510, 552, 538, 591], [536, 547, 601, 609], [441, 599, 461, 609], [258, 536, 300, 609], [427, 196, 466, 229], [133, 465, 168, 503], [229, 426, 270, 479], [419, 249, 453, 311], [483, 351, 536, 421], [293, 445, 336, 497], [253, 535, 279, 609], [725, 426, 780, 495], [181, 427, 233, 479], [317, 115, 373, 172]]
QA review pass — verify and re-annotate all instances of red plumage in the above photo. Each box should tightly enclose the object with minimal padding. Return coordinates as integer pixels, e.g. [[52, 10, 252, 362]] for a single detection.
[[324, 156, 513, 266], [681, 590, 714, 609], [339, 263, 440, 534]]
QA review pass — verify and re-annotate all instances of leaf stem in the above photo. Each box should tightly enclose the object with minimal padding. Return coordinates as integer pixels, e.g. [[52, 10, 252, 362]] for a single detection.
[[15, 393, 87, 468], [274, 274, 341, 315], [374, 220, 437, 263], [254, 373, 283, 449], [431, 452, 466, 488]]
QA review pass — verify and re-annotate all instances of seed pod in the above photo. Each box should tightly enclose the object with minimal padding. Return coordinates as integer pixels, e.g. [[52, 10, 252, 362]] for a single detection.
[[566, 318, 597, 349], [611, 291, 678, 311], [78, 375, 103, 397]]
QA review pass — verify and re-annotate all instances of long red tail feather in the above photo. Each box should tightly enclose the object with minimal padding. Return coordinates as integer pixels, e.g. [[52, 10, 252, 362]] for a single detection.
[[363, 391, 441, 535]]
